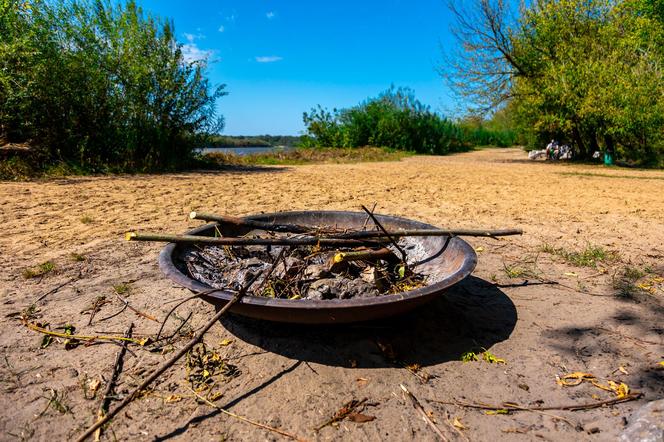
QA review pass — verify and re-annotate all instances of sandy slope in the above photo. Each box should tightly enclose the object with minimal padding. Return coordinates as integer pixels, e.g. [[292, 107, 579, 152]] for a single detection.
[[0, 148, 662, 441]]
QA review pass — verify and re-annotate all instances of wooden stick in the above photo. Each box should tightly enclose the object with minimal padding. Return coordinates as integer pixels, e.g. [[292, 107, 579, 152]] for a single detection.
[[190, 211, 313, 234], [400, 384, 449, 441], [332, 228, 524, 239], [189, 386, 308, 441], [94, 323, 134, 441], [74, 273, 261, 442], [126, 232, 385, 247]]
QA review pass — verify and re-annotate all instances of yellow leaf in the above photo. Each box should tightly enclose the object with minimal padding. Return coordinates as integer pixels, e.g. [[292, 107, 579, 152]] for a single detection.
[[658, 361, 664, 367], [607, 380, 630, 398], [453, 417, 466, 430], [202, 369, 210, 378], [165, 394, 182, 404], [475, 247, 484, 253], [485, 409, 509, 415], [618, 366, 629, 375], [219, 339, 233, 346], [564, 272, 578, 277], [558, 372, 596, 386], [87, 379, 101, 395]]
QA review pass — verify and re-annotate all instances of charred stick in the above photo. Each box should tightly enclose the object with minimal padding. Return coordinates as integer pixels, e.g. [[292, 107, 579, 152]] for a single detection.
[[126, 232, 385, 247], [74, 273, 261, 442], [190, 211, 313, 234]]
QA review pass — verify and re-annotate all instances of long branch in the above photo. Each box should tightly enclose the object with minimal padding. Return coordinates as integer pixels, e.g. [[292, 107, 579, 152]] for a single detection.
[[331, 228, 523, 239], [125, 232, 385, 247]]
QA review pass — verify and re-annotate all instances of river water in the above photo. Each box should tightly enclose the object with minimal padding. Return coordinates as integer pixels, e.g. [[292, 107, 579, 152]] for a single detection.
[[198, 146, 295, 156]]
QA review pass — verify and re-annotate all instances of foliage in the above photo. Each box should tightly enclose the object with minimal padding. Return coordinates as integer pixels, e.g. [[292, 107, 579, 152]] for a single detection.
[[444, 0, 664, 164], [208, 135, 302, 148], [0, 0, 225, 172], [301, 86, 517, 153]]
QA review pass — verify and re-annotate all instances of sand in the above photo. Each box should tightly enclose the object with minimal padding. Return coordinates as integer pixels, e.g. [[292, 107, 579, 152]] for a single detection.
[[0, 148, 663, 441]]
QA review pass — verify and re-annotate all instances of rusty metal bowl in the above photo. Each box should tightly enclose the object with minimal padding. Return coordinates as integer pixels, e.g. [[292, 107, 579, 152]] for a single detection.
[[159, 211, 477, 324]]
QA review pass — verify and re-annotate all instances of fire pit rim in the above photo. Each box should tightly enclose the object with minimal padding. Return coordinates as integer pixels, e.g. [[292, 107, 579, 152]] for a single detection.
[[159, 210, 477, 310]]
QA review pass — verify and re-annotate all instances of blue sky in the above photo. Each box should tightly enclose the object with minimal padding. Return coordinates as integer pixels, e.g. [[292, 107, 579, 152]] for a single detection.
[[140, 0, 457, 135]]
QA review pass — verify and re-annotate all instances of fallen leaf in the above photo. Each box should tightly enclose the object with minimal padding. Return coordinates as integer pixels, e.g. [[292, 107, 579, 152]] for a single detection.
[[482, 350, 506, 364], [607, 380, 630, 398], [475, 247, 484, 253], [485, 409, 510, 415], [658, 361, 664, 367], [347, 412, 375, 423], [219, 339, 233, 346], [453, 417, 466, 430], [165, 394, 182, 403], [564, 272, 578, 277], [618, 366, 629, 375], [557, 372, 596, 386], [87, 378, 101, 395], [356, 377, 369, 389]]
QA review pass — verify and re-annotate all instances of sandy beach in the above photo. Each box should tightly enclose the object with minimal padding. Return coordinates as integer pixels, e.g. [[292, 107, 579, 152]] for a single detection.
[[1, 147, 663, 440]]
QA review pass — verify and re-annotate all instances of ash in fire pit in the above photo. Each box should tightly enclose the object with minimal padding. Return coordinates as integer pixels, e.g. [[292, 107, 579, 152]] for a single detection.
[[182, 230, 428, 300]]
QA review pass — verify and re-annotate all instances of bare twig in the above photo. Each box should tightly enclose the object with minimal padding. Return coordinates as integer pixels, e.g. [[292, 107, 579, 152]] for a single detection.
[[35, 274, 81, 302], [22, 321, 148, 346], [361, 205, 407, 262], [126, 232, 385, 247], [333, 228, 524, 239], [113, 293, 158, 322], [428, 393, 643, 412], [362, 202, 378, 230], [400, 384, 449, 441], [94, 323, 134, 441], [189, 386, 307, 441], [74, 272, 262, 442], [315, 398, 368, 431]]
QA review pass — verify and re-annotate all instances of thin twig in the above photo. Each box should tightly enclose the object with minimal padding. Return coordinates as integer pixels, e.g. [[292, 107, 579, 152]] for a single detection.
[[94, 323, 134, 441], [190, 211, 314, 234], [400, 384, 449, 441], [114, 293, 158, 322], [428, 393, 643, 412], [361, 205, 407, 262], [74, 272, 262, 442], [362, 202, 378, 230], [315, 398, 368, 432], [23, 321, 148, 346], [189, 386, 307, 441], [35, 274, 80, 302]]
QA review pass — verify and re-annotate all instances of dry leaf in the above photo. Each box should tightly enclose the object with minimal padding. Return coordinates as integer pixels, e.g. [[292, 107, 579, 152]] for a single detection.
[[347, 412, 375, 423], [356, 377, 369, 389], [165, 394, 182, 403], [219, 339, 233, 346], [564, 272, 578, 277], [557, 372, 596, 386], [475, 247, 484, 253], [87, 378, 101, 395], [618, 366, 629, 375], [453, 417, 466, 430], [607, 380, 630, 398]]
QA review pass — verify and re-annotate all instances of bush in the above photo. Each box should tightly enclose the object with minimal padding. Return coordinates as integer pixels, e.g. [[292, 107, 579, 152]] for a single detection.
[[0, 0, 225, 172], [302, 87, 516, 153]]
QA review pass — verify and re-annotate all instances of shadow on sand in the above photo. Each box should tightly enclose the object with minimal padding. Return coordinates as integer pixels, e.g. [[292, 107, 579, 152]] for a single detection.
[[221, 275, 518, 368]]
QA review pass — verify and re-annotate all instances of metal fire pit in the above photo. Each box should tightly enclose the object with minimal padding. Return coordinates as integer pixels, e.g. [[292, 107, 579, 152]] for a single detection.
[[159, 211, 477, 324]]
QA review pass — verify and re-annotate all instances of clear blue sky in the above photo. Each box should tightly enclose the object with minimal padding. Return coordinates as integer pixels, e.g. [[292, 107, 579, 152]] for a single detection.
[[140, 0, 457, 135]]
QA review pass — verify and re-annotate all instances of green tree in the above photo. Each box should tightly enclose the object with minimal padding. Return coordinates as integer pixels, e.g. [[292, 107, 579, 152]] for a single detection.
[[443, 0, 664, 164], [0, 0, 226, 172]]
